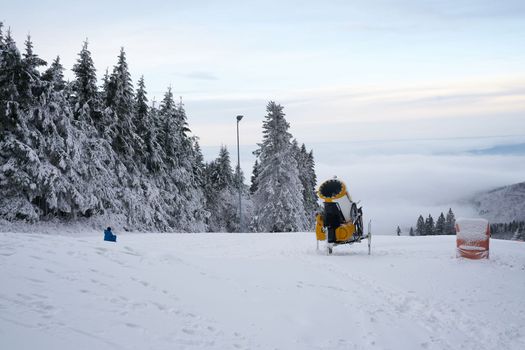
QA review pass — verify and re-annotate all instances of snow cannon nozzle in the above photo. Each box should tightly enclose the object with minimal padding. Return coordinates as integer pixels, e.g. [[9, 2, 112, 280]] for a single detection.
[[318, 178, 346, 200]]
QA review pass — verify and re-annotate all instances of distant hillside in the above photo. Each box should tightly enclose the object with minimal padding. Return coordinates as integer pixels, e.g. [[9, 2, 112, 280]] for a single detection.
[[472, 182, 525, 223], [470, 142, 525, 155]]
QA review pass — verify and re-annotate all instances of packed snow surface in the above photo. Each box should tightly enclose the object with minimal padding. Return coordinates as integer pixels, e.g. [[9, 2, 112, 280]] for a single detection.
[[1, 232, 524, 350]]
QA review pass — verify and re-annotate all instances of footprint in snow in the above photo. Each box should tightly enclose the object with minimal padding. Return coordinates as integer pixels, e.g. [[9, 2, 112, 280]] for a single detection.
[[151, 302, 167, 311], [26, 278, 44, 284], [122, 246, 141, 256], [32, 293, 48, 299], [17, 293, 34, 302]]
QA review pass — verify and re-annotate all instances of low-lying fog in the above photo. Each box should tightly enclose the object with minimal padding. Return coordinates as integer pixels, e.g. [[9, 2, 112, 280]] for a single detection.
[[204, 136, 525, 234]]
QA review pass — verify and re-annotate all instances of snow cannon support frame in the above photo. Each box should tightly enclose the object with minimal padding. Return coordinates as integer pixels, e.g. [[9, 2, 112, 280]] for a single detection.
[[315, 178, 371, 255]]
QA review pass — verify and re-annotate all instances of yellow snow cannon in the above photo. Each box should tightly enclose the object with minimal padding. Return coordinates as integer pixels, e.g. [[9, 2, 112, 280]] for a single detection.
[[315, 177, 371, 255]]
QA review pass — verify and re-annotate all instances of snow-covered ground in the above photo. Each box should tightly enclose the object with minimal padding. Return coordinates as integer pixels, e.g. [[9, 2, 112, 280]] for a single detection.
[[1, 232, 524, 350]]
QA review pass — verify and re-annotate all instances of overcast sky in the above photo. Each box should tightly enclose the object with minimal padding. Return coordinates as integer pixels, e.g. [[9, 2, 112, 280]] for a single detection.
[[3, 1, 525, 144], [3, 0, 525, 232]]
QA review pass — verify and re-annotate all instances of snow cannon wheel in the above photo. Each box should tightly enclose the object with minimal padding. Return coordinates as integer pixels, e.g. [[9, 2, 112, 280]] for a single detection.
[[350, 203, 358, 223], [353, 206, 364, 238]]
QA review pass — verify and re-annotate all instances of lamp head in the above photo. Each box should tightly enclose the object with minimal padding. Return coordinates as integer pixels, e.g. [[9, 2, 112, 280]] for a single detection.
[[236, 115, 244, 122]]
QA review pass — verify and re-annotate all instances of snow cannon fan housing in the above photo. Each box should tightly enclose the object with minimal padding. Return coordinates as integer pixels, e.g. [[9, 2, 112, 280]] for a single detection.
[[316, 178, 364, 246], [318, 179, 353, 223]]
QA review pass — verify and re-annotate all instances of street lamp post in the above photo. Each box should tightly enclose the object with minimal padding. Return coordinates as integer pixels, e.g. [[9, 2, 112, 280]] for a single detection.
[[236, 115, 244, 232]]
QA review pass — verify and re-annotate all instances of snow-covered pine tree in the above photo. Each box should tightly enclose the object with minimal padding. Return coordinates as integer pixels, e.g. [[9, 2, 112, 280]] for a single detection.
[[0, 22, 4, 94], [124, 80, 171, 230], [0, 29, 22, 129], [0, 23, 4, 78], [0, 33, 71, 220], [191, 136, 213, 229], [103, 47, 149, 228], [415, 215, 425, 236], [409, 227, 415, 236], [396, 226, 401, 236], [100, 68, 110, 107], [514, 223, 525, 241], [435, 212, 446, 235], [210, 146, 234, 189], [71, 40, 99, 116], [134, 75, 148, 138], [205, 146, 238, 232], [290, 140, 316, 229], [35, 74, 79, 218], [0, 31, 42, 220], [144, 100, 165, 174], [158, 88, 177, 166], [158, 89, 206, 232], [252, 101, 307, 232], [42, 56, 66, 91], [69, 39, 121, 221], [134, 75, 163, 173], [250, 160, 259, 194], [0, 22, 4, 53], [233, 163, 243, 193], [445, 208, 456, 235], [234, 162, 253, 232], [298, 143, 318, 229], [105, 48, 141, 161], [156, 89, 180, 230], [425, 214, 435, 235], [177, 99, 208, 232], [202, 160, 215, 230], [18, 36, 46, 106], [191, 137, 206, 187]]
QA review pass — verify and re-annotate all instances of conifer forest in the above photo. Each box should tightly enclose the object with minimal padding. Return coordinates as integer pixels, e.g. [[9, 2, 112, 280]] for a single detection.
[[0, 23, 318, 232]]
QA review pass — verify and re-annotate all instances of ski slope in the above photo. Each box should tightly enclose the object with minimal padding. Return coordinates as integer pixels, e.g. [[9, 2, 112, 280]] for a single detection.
[[0, 232, 524, 350]]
